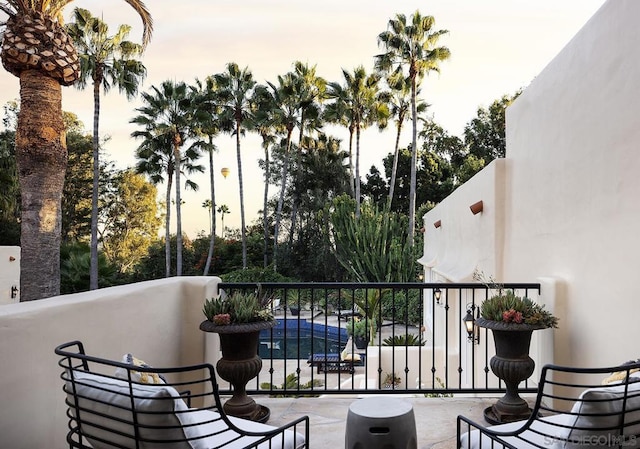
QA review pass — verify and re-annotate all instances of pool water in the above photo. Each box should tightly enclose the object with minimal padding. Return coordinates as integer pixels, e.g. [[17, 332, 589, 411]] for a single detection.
[[259, 318, 348, 360]]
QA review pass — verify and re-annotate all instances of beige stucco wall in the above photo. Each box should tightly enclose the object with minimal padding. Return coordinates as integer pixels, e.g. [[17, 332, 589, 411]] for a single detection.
[[422, 0, 639, 369], [503, 0, 640, 367], [0, 246, 20, 304], [0, 276, 219, 449]]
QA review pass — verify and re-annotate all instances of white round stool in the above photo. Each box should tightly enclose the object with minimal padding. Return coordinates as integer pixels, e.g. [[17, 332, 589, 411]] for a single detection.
[[345, 397, 417, 449]]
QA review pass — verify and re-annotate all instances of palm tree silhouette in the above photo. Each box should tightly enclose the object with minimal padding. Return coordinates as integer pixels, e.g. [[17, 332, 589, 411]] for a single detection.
[[217, 205, 230, 239]]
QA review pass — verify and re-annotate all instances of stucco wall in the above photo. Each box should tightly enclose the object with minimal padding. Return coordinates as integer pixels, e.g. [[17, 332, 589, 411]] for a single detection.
[[422, 0, 639, 369], [0, 276, 218, 449], [0, 246, 20, 304], [422, 159, 506, 282], [504, 0, 640, 368]]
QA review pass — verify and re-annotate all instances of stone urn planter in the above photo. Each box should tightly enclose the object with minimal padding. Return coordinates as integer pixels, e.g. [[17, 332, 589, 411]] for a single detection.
[[200, 319, 275, 423], [477, 317, 546, 424]]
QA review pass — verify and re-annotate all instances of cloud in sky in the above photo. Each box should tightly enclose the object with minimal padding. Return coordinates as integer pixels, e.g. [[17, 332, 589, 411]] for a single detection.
[[0, 0, 607, 235]]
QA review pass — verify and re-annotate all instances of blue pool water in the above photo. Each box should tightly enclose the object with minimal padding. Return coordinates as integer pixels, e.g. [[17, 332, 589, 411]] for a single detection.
[[259, 318, 348, 360]]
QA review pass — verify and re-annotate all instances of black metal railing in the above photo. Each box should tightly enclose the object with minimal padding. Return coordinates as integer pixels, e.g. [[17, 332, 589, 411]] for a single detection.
[[213, 282, 542, 397]]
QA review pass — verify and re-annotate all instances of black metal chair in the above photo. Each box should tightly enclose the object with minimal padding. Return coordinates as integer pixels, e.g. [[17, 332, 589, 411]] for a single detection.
[[457, 361, 640, 449], [55, 340, 309, 449]]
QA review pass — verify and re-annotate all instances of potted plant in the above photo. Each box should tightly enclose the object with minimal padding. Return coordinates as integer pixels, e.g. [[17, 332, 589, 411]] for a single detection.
[[200, 289, 275, 423], [474, 272, 559, 425], [346, 317, 369, 349]]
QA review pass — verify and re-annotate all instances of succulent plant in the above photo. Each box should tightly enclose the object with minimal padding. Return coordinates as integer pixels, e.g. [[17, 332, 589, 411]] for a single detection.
[[480, 289, 558, 328], [203, 290, 274, 325]]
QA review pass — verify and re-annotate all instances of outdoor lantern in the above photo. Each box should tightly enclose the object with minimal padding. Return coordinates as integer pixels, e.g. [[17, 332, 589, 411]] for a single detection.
[[433, 288, 442, 304], [463, 306, 480, 344]]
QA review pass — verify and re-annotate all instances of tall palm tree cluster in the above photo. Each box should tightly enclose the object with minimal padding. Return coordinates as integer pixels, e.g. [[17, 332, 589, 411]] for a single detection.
[[1, 1, 448, 299], [132, 11, 450, 279]]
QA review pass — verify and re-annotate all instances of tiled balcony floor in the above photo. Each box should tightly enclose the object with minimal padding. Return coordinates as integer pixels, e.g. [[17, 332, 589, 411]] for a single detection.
[[254, 395, 498, 448]]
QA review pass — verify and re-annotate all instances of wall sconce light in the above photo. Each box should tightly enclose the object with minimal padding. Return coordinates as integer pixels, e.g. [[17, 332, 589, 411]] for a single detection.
[[463, 304, 480, 344], [433, 287, 442, 305], [433, 220, 441, 228], [470, 200, 483, 215], [11, 285, 18, 299]]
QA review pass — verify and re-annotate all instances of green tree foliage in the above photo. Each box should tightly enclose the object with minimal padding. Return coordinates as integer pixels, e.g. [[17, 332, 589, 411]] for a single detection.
[[330, 194, 418, 283], [62, 117, 93, 243], [464, 90, 522, 164], [60, 242, 118, 294], [326, 66, 389, 217], [361, 165, 389, 209], [270, 134, 351, 281], [0, 129, 19, 245], [100, 169, 161, 273]]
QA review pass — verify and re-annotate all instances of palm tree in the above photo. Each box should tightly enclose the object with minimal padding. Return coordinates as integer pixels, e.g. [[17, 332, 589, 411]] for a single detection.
[[375, 11, 449, 244], [131, 81, 203, 276], [191, 77, 221, 276], [288, 61, 326, 243], [250, 84, 279, 268], [326, 66, 389, 217], [214, 63, 256, 269], [264, 73, 298, 271], [386, 73, 428, 209], [134, 133, 174, 277], [67, 8, 147, 291], [0, 0, 151, 300], [217, 204, 229, 239], [323, 84, 356, 196]]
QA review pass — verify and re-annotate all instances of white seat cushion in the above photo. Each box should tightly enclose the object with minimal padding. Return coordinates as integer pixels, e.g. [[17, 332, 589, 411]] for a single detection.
[[67, 370, 190, 449], [459, 413, 574, 449], [68, 371, 305, 449], [564, 381, 640, 448], [176, 408, 306, 449]]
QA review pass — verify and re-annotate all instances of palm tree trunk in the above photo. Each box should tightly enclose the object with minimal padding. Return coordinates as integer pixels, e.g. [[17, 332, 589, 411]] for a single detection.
[[388, 120, 403, 209], [90, 77, 101, 290], [355, 123, 361, 218], [164, 169, 173, 277], [16, 71, 66, 300], [288, 111, 305, 245], [173, 141, 183, 276], [262, 138, 270, 268], [273, 127, 293, 271], [236, 122, 247, 269], [408, 76, 418, 246], [348, 126, 355, 196], [203, 138, 216, 276]]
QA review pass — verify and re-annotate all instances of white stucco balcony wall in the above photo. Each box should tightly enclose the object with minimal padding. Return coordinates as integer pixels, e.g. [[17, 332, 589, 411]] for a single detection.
[[0, 276, 219, 449]]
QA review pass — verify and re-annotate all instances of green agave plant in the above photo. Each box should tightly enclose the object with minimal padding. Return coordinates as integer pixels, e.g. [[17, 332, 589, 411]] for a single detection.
[[382, 334, 426, 346]]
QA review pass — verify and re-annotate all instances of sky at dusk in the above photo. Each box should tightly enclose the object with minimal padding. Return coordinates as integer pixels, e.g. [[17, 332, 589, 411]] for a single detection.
[[0, 0, 607, 236]]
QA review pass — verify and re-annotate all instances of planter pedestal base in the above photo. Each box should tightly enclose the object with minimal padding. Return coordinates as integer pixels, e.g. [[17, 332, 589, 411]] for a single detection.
[[477, 317, 544, 425], [200, 320, 275, 423], [484, 404, 534, 425]]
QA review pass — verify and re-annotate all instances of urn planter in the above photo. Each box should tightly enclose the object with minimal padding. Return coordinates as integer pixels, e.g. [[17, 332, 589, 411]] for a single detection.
[[200, 320, 275, 423], [476, 317, 546, 425]]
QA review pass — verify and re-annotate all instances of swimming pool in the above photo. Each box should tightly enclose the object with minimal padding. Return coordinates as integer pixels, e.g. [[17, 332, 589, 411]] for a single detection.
[[259, 318, 348, 360]]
